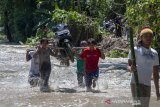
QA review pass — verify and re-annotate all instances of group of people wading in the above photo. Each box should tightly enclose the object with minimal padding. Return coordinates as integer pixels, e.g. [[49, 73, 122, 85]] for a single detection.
[[26, 27, 160, 107], [26, 38, 105, 92]]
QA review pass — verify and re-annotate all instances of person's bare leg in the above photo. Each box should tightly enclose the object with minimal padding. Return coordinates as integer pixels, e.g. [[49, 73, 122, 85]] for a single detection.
[[92, 77, 97, 88], [85, 75, 92, 92]]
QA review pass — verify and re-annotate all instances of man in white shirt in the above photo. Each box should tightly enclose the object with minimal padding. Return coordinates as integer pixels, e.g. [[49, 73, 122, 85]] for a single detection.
[[128, 27, 160, 107]]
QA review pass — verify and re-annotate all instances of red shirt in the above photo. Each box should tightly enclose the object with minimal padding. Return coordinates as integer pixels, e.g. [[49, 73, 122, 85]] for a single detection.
[[80, 47, 101, 73]]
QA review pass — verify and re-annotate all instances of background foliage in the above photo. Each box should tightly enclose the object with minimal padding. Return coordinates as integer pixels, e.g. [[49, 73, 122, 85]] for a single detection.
[[126, 0, 160, 34], [0, 0, 159, 46], [0, 0, 125, 43]]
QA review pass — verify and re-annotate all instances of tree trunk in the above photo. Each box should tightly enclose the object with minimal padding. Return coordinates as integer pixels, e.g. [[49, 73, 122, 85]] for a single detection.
[[4, 10, 13, 42]]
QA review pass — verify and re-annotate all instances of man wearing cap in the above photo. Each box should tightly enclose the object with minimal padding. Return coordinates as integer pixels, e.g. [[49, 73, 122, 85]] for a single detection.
[[128, 27, 160, 107]]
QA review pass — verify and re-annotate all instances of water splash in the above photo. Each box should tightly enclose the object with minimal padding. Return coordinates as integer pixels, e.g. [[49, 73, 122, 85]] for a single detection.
[[0, 45, 132, 107]]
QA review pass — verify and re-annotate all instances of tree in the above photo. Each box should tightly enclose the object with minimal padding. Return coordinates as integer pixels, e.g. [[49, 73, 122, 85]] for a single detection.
[[0, 0, 37, 42], [0, 0, 14, 42], [13, 0, 37, 42], [126, 0, 160, 34], [0, 0, 127, 42]]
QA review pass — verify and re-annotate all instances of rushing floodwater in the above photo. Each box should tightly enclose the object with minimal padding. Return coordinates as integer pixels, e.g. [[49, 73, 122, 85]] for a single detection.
[[0, 45, 159, 107]]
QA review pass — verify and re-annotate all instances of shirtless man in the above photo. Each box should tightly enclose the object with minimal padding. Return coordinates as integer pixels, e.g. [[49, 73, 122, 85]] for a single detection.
[[34, 38, 58, 92]]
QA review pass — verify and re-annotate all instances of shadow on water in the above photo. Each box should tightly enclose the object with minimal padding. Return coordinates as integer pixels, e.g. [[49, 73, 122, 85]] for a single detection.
[[49, 88, 108, 94], [99, 62, 127, 70], [56, 88, 77, 93]]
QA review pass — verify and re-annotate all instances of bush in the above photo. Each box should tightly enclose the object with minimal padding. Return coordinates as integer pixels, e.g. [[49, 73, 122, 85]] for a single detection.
[[51, 9, 102, 44], [26, 36, 39, 46], [0, 33, 5, 40], [29, 9, 103, 46], [107, 50, 128, 58], [26, 25, 56, 45]]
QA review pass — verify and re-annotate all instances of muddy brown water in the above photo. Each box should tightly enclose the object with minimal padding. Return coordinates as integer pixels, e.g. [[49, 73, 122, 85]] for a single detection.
[[0, 45, 159, 107]]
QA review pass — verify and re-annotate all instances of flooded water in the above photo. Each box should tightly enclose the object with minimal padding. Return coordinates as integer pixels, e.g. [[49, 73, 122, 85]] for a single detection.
[[0, 45, 159, 107]]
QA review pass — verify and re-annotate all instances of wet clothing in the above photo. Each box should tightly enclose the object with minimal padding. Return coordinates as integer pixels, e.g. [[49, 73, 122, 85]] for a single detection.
[[80, 47, 102, 88], [128, 46, 159, 86], [77, 58, 85, 74], [76, 49, 85, 86], [37, 47, 55, 87], [85, 69, 99, 87], [80, 47, 101, 73], [77, 73, 84, 86], [40, 68, 51, 87], [76, 49, 85, 73], [128, 46, 159, 107], [27, 51, 40, 86], [131, 84, 151, 107], [28, 51, 40, 77]]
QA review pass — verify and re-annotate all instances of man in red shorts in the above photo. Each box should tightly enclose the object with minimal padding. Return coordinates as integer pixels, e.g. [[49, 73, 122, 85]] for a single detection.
[[80, 38, 105, 91]]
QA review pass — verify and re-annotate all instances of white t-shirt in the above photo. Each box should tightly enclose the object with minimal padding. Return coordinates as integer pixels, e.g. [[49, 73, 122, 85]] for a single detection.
[[29, 51, 39, 76], [128, 46, 159, 86]]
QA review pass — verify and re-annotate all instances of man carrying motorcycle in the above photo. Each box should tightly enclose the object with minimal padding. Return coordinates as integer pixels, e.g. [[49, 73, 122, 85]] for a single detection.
[[34, 38, 58, 92]]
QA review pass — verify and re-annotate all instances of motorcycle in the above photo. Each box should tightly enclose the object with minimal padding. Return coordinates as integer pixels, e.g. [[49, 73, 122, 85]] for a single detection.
[[103, 20, 115, 33], [53, 24, 74, 66]]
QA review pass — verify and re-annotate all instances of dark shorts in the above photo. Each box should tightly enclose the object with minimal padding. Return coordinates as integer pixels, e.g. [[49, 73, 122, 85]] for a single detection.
[[85, 69, 99, 87], [86, 70, 99, 78], [131, 84, 151, 107], [40, 62, 52, 87], [40, 62, 51, 71]]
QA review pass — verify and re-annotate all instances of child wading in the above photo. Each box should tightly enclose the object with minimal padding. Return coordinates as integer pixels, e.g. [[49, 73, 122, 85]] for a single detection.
[[77, 38, 105, 91], [26, 48, 40, 87], [34, 38, 57, 92], [128, 27, 160, 107], [76, 41, 88, 87]]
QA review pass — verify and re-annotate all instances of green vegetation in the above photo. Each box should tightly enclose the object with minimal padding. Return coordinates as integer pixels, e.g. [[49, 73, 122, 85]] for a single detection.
[[126, 0, 160, 48], [126, 0, 160, 38], [0, 0, 160, 57], [107, 50, 128, 58], [0, 0, 126, 43], [0, 33, 5, 40], [27, 9, 102, 45]]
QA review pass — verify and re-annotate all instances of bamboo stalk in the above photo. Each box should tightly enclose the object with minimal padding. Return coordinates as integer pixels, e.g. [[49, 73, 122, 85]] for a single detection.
[[129, 27, 141, 106], [49, 46, 102, 50], [27, 46, 102, 50]]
